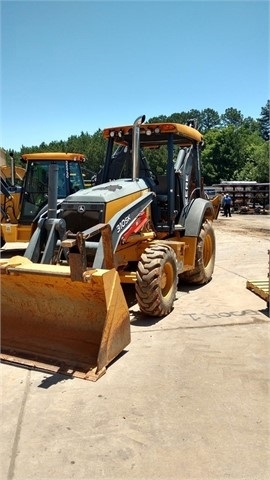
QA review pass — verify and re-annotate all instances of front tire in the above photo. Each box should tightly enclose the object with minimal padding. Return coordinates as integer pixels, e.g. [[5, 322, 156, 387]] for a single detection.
[[135, 244, 178, 317], [180, 219, 215, 284]]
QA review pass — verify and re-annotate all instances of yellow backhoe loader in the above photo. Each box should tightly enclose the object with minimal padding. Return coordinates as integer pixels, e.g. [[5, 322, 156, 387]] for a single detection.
[[1, 115, 220, 381], [1, 151, 26, 230], [1, 152, 86, 248]]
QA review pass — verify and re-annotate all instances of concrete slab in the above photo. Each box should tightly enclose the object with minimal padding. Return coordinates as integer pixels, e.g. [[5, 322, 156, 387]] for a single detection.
[[1, 214, 269, 480]]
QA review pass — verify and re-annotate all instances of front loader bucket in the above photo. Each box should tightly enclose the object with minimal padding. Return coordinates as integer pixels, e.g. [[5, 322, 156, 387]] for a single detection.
[[0, 257, 131, 381]]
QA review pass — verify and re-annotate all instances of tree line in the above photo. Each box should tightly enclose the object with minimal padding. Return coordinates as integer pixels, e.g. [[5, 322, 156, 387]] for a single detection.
[[8, 101, 270, 186]]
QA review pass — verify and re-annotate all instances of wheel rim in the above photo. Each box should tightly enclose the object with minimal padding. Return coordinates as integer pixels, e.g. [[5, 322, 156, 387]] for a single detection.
[[160, 261, 175, 298], [203, 232, 213, 267]]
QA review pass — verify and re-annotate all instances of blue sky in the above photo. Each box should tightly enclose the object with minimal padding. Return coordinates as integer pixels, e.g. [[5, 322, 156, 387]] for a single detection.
[[1, 0, 269, 151]]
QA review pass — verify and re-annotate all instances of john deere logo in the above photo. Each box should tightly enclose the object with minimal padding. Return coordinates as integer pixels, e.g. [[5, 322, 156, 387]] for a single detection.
[[78, 205, 85, 213]]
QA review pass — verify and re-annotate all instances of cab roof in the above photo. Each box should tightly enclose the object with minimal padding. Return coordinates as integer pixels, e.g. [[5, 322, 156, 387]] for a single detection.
[[21, 152, 86, 162], [102, 122, 203, 148]]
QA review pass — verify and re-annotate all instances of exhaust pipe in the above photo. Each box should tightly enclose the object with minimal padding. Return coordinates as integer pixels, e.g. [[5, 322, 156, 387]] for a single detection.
[[9, 151, 15, 188], [132, 115, 145, 180], [47, 163, 59, 219]]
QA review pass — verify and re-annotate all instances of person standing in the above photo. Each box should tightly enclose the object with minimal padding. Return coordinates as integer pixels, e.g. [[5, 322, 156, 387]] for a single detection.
[[221, 193, 225, 215], [223, 193, 232, 217]]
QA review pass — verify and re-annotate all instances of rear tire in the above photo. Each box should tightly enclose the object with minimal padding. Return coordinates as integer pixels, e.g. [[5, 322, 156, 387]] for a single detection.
[[135, 244, 178, 317], [180, 219, 215, 284]]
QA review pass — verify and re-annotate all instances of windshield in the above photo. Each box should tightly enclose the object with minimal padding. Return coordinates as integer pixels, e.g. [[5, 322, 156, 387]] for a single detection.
[[20, 160, 84, 223]]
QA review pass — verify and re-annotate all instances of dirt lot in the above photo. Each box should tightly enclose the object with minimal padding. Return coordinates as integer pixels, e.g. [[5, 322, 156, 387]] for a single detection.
[[1, 213, 270, 480], [215, 213, 269, 237]]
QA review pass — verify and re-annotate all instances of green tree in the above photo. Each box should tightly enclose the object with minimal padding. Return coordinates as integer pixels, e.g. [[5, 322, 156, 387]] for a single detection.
[[201, 129, 221, 184], [200, 108, 220, 132], [145, 146, 167, 175], [257, 100, 270, 140], [202, 125, 247, 183], [235, 140, 269, 182], [221, 107, 244, 127], [148, 114, 168, 123], [241, 117, 260, 134], [84, 129, 106, 175], [167, 112, 189, 124], [7, 102, 269, 185]]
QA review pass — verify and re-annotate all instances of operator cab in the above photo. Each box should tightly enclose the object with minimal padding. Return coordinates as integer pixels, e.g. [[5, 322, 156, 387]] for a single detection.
[[95, 145, 156, 185], [20, 160, 84, 223]]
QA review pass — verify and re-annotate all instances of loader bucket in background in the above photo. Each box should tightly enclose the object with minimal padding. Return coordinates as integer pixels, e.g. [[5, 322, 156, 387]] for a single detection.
[[0, 257, 131, 381], [211, 194, 222, 219]]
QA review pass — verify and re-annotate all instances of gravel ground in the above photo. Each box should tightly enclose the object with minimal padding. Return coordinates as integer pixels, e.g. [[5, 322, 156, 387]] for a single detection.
[[1, 213, 269, 480]]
